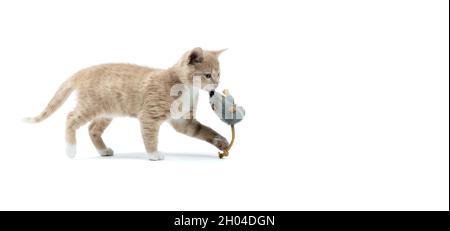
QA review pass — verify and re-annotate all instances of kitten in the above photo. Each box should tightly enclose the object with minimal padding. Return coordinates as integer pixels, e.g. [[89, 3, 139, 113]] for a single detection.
[[24, 47, 229, 160]]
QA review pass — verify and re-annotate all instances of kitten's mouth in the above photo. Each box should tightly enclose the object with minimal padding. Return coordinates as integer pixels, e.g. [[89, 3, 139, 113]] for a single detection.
[[204, 84, 218, 92], [209, 91, 215, 97]]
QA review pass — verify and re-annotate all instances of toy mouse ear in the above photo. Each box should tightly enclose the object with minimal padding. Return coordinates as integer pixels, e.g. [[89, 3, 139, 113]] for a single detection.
[[212, 48, 228, 57], [187, 47, 204, 64]]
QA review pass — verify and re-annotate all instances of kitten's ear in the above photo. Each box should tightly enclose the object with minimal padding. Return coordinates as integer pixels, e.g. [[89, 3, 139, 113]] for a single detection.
[[187, 47, 204, 64], [212, 48, 228, 57]]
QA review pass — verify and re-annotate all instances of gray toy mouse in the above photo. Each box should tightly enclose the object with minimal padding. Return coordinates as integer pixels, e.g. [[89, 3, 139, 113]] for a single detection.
[[209, 89, 245, 158]]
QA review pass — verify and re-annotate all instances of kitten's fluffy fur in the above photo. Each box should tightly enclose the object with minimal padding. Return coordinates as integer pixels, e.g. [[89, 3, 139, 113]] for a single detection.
[[25, 47, 228, 160]]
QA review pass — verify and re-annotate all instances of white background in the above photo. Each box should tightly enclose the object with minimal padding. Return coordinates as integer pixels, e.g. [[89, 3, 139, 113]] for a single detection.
[[0, 0, 448, 211]]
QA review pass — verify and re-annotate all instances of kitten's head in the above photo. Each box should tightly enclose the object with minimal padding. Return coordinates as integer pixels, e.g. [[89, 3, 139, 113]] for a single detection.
[[174, 47, 226, 91]]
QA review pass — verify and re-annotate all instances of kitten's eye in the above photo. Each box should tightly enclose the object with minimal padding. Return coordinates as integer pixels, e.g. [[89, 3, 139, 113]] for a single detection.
[[205, 74, 212, 79]]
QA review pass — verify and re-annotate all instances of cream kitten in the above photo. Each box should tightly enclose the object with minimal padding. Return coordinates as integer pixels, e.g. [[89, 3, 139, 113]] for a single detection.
[[24, 47, 229, 160]]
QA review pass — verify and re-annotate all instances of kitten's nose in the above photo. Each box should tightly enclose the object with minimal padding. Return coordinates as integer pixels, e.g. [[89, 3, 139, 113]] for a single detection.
[[209, 91, 215, 98]]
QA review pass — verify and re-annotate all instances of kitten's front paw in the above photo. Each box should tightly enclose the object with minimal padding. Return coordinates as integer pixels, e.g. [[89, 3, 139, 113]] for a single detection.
[[148, 151, 165, 161], [98, 147, 114, 157], [212, 135, 229, 151]]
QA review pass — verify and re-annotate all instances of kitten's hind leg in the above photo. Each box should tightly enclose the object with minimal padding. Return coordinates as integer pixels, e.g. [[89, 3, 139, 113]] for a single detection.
[[65, 110, 91, 158], [88, 118, 113, 157]]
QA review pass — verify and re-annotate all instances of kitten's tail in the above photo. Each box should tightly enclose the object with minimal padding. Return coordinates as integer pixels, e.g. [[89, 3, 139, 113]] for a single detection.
[[23, 79, 75, 123]]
